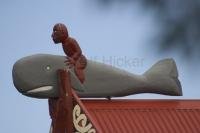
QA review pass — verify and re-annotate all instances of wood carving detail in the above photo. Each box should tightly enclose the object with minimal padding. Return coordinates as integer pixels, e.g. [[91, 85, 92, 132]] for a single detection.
[[73, 104, 96, 133]]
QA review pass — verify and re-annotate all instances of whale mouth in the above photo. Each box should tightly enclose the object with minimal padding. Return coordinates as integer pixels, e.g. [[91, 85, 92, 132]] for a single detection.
[[26, 86, 53, 94]]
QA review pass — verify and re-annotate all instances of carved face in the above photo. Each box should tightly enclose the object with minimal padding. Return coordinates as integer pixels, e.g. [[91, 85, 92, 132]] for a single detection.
[[52, 24, 68, 44]]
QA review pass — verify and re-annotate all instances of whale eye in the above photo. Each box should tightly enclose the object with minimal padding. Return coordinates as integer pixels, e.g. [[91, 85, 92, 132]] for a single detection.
[[46, 65, 51, 71]]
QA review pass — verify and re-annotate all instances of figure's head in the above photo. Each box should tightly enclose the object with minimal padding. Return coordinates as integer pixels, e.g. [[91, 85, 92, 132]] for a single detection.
[[52, 23, 69, 44]]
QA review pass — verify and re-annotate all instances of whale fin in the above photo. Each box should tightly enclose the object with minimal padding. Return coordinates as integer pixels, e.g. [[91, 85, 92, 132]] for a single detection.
[[143, 58, 182, 96]]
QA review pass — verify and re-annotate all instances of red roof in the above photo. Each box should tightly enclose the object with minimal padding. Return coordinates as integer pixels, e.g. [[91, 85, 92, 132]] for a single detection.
[[82, 100, 200, 133]]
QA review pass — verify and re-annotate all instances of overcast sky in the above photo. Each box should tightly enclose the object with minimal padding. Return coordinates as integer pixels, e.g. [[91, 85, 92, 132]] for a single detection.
[[0, 0, 199, 133]]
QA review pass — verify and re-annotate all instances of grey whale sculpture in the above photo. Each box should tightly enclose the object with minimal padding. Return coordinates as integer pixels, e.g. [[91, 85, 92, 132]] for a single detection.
[[12, 54, 182, 99]]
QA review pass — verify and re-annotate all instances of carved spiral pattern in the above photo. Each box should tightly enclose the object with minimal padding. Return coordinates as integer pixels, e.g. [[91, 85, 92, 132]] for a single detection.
[[73, 104, 96, 133]]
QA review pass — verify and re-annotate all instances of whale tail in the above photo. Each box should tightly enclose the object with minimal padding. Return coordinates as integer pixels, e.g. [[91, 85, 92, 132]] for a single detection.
[[143, 58, 182, 96]]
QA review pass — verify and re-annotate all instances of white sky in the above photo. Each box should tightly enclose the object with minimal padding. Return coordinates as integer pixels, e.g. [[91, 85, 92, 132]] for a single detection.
[[0, 0, 199, 132]]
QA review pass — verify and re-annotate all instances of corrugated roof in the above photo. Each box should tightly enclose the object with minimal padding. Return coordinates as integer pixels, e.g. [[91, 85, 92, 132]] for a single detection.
[[82, 100, 200, 133]]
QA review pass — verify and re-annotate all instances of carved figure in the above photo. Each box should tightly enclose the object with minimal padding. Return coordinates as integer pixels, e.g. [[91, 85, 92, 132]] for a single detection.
[[12, 54, 182, 98], [51, 23, 87, 83]]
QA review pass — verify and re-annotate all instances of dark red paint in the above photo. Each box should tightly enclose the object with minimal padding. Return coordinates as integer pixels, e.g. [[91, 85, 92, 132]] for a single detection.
[[49, 70, 102, 133], [49, 70, 74, 133], [52, 23, 87, 83], [83, 99, 200, 133]]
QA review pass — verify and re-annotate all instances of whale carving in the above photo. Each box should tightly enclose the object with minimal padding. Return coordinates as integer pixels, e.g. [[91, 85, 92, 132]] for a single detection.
[[12, 54, 182, 99]]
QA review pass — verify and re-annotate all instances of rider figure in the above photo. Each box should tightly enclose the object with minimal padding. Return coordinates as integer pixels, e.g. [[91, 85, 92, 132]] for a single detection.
[[52, 23, 87, 83]]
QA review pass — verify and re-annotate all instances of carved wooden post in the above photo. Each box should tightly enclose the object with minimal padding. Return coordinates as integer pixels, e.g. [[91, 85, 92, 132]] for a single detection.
[[49, 69, 102, 133], [48, 69, 73, 133], [59, 69, 74, 133]]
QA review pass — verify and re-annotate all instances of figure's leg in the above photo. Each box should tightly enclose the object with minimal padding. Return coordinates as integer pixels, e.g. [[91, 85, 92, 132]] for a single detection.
[[74, 66, 85, 83], [74, 56, 87, 83]]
